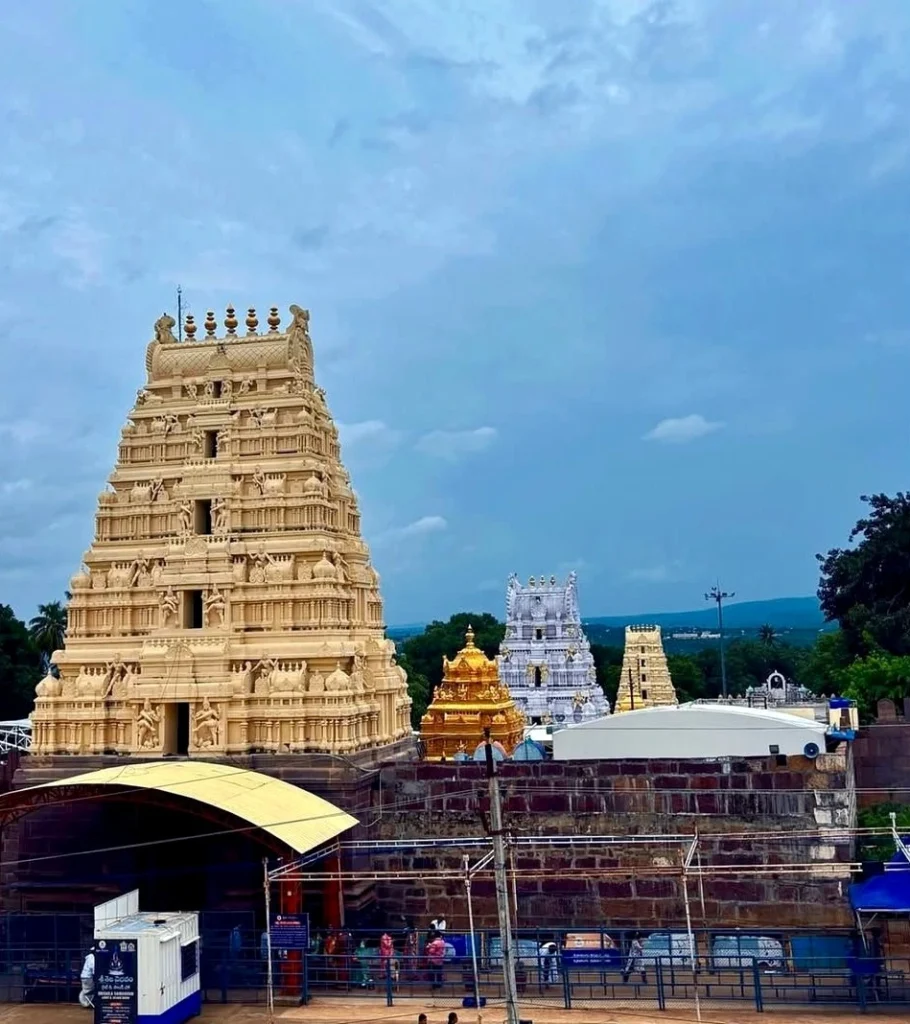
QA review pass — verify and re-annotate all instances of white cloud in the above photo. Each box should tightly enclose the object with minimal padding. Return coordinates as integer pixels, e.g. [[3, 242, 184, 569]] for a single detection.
[[415, 426, 497, 460], [1, 478, 32, 497], [373, 515, 448, 546], [337, 419, 402, 448], [643, 414, 723, 444], [0, 419, 46, 444], [400, 515, 447, 537]]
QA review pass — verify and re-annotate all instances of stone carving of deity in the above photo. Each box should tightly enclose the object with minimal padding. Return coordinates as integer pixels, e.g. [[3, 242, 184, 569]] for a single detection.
[[222, 378, 233, 399], [203, 585, 226, 627], [184, 382, 198, 400], [332, 551, 348, 582], [153, 313, 177, 344], [239, 377, 254, 395], [251, 466, 266, 495], [160, 588, 179, 626], [102, 655, 130, 699], [252, 657, 278, 695], [136, 699, 161, 749], [248, 544, 275, 584], [216, 426, 229, 453], [147, 478, 165, 503], [204, 380, 216, 399], [193, 698, 220, 748], [178, 499, 193, 536], [129, 552, 150, 587], [211, 496, 229, 534], [308, 669, 326, 694], [235, 661, 254, 694]]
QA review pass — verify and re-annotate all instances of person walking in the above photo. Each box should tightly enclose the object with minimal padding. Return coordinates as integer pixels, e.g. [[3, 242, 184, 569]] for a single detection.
[[538, 941, 559, 987], [78, 946, 95, 1008], [623, 934, 647, 984]]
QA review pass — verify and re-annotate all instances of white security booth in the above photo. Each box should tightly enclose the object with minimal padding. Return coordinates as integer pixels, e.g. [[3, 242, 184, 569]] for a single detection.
[[94, 890, 201, 1024]]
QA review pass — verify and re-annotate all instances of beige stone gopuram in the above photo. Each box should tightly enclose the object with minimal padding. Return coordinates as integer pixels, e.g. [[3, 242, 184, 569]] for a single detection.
[[613, 625, 678, 713], [31, 305, 412, 756]]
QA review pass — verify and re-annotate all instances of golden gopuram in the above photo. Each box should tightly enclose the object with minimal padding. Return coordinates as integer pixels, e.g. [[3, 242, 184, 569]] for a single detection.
[[30, 305, 412, 757], [419, 627, 524, 760], [614, 624, 678, 712]]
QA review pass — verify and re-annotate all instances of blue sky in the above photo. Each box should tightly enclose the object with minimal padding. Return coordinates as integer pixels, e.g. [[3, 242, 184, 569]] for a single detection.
[[1, 1, 909, 626]]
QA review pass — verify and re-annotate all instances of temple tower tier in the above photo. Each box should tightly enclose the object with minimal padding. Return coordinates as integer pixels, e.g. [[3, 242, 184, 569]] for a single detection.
[[614, 625, 678, 713], [420, 627, 524, 760], [31, 305, 412, 757], [497, 572, 610, 725]]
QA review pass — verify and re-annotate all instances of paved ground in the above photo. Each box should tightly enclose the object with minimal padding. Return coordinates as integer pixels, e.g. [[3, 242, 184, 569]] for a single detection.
[[0, 1000, 905, 1024]]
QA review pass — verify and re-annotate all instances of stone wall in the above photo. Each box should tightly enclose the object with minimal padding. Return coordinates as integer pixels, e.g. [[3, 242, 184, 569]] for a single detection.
[[852, 702, 910, 808], [367, 751, 855, 932]]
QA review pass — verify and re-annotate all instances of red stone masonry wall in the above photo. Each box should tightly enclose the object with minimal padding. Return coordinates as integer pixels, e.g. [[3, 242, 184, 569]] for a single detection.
[[367, 752, 855, 932]]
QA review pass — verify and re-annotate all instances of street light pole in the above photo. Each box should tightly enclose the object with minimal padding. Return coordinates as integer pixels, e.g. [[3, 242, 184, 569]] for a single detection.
[[705, 584, 735, 699]]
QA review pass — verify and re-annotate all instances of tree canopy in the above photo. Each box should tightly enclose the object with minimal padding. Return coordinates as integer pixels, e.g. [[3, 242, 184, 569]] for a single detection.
[[28, 601, 67, 670], [0, 604, 44, 720], [818, 492, 910, 658]]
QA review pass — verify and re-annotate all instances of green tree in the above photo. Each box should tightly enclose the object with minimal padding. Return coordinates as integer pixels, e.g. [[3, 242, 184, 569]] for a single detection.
[[0, 604, 44, 719], [666, 654, 707, 702], [590, 643, 623, 707], [28, 600, 67, 670], [797, 630, 852, 695], [400, 612, 505, 694], [758, 624, 778, 646], [398, 651, 431, 731], [856, 803, 910, 862], [835, 651, 910, 723], [818, 492, 910, 658]]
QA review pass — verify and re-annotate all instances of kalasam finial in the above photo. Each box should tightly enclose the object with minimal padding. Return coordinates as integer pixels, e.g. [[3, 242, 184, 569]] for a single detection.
[[267, 306, 281, 332], [225, 305, 238, 335], [245, 308, 258, 335], [204, 311, 217, 337]]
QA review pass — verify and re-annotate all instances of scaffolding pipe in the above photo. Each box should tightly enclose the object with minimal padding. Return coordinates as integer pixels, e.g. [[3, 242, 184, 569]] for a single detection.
[[464, 853, 482, 1010], [682, 837, 701, 1023], [262, 857, 275, 1023], [485, 730, 520, 1024]]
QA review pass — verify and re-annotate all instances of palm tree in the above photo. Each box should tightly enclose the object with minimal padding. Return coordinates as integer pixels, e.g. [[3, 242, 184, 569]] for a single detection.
[[29, 600, 68, 670], [758, 624, 778, 647]]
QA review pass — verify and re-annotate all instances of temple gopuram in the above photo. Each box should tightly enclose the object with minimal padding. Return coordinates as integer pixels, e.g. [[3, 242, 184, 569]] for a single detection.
[[498, 573, 609, 724], [420, 628, 524, 759], [614, 624, 678, 712], [30, 304, 412, 758]]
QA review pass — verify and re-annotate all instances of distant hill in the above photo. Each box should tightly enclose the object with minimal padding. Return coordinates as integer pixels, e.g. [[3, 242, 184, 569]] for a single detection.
[[388, 596, 828, 639], [585, 596, 826, 630]]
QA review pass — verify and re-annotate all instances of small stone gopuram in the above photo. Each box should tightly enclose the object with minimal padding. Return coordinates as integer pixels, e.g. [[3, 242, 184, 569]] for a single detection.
[[420, 628, 524, 760], [614, 625, 678, 712], [498, 573, 609, 724], [31, 305, 412, 757]]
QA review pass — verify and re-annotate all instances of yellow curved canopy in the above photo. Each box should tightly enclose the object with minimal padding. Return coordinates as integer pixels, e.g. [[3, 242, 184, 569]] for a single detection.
[[28, 760, 357, 854]]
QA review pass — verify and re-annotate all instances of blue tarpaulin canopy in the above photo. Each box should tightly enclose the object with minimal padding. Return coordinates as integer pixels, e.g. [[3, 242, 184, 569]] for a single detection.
[[849, 844, 910, 913]]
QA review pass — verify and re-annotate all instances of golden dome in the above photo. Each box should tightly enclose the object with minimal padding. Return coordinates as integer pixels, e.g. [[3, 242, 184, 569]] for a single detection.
[[421, 625, 524, 760]]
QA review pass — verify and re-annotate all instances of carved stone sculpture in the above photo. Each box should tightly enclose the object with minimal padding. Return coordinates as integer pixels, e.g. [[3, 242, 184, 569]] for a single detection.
[[194, 698, 220, 748], [136, 699, 161, 749], [154, 313, 178, 345]]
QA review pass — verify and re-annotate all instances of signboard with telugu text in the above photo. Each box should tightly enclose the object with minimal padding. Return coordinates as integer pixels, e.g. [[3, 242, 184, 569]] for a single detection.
[[93, 941, 138, 1024], [270, 913, 310, 950]]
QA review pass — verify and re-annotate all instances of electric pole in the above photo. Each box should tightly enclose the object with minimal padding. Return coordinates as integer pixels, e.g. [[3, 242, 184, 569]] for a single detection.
[[484, 728, 520, 1024], [705, 584, 734, 699]]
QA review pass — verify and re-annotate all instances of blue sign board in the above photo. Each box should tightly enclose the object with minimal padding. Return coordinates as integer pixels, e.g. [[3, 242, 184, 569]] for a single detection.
[[561, 947, 621, 968], [270, 914, 310, 950], [94, 941, 138, 1024]]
